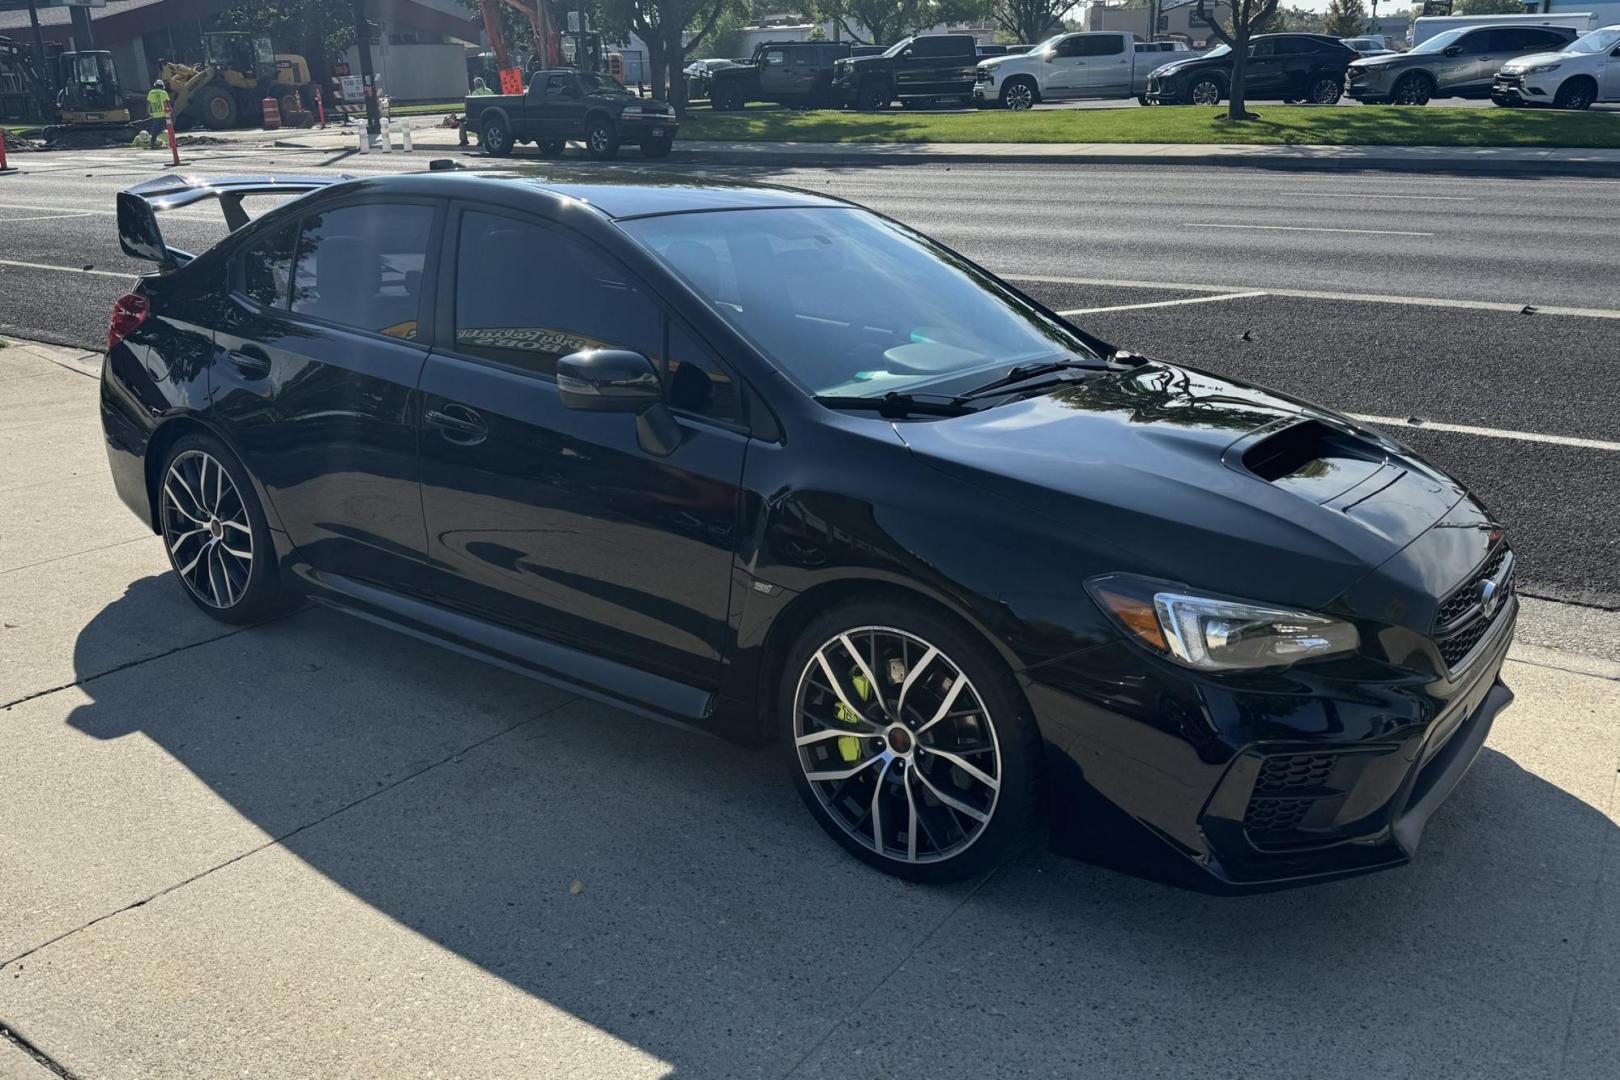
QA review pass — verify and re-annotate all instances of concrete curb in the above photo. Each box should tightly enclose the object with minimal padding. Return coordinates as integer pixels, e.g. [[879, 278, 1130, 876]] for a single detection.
[[266, 135, 1620, 177]]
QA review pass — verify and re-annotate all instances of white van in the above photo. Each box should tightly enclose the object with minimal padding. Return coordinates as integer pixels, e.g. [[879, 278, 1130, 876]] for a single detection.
[[1411, 12, 1597, 47]]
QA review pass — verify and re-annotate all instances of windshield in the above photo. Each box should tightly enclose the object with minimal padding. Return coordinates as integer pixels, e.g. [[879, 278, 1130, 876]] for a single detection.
[[578, 72, 632, 95], [1031, 33, 1067, 53], [1412, 28, 1470, 53], [620, 207, 1102, 399], [883, 36, 914, 58], [1565, 26, 1620, 53], [1202, 43, 1231, 59]]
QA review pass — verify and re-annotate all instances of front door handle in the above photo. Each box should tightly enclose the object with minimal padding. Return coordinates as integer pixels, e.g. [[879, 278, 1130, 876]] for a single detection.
[[425, 403, 488, 445], [227, 347, 272, 380]]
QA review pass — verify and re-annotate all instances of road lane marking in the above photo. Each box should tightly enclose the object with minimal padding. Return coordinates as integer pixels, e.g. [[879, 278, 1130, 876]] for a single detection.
[[1347, 414, 1620, 452], [0, 258, 133, 280], [0, 210, 97, 223], [1059, 290, 1266, 316], [1276, 192, 1475, 201], [1004, 273, 1620, 320], [1184, 222, 1435, 237]]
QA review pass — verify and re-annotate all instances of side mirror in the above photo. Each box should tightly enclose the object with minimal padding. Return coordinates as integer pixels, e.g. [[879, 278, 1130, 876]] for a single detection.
[[557, 349, 662, 412], [1043, 49, 1057, 62], [1443, 45, 1462, 56]]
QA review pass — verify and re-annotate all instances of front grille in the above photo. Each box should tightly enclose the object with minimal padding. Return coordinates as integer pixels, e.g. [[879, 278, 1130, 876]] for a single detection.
[[976, 68, 992, 83], [1496, 74, 1523, 88], [1433, 544, 1513, 670], [1347, 68, 1365, 83], [1254, 753, 1335, 794], [1147, 76, 1160, 92]]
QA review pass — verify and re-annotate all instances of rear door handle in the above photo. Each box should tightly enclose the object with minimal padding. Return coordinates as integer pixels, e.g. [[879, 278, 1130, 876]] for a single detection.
[[425, 403, 488, 445], [227, 347, 272, 380]]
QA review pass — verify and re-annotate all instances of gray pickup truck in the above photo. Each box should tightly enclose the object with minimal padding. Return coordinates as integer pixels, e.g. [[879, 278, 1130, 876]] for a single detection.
[[464, 69, 677, 160], [974, 32, 1190, 109]]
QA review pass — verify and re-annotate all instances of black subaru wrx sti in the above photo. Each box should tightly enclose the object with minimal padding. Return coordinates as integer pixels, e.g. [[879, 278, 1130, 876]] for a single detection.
[[102, 170, 1516, 892]]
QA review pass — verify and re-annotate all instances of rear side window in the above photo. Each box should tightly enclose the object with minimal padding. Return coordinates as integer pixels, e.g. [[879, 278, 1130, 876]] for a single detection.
[[912, 36, 971, 57], [289, 202, 434, 339], [453, 210, 660, 376], [1076, 35, 1125, 56], [237, 222, 295, 309]]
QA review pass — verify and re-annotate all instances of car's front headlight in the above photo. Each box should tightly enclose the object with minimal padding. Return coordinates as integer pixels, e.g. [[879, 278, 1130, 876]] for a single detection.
[[1522, 62, 1561, 74], [1088, 575, 1359, 672]]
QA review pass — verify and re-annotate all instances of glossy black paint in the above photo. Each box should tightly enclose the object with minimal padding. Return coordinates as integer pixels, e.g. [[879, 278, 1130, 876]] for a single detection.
[[103, 170, 1516, 891]]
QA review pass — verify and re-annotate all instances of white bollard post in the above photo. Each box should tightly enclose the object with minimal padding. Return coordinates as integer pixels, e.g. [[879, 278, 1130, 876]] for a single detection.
[[379, 115, 391, 153], [358, 128, 369, 153], [401, 126, 413, 153]]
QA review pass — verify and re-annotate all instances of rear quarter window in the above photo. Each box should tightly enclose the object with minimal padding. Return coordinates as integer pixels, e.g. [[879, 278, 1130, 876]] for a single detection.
[[235, 221, 296, 309]]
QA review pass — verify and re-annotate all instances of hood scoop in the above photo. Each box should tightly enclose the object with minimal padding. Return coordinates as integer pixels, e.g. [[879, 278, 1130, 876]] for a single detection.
[[1230, 418, 1465, 546]]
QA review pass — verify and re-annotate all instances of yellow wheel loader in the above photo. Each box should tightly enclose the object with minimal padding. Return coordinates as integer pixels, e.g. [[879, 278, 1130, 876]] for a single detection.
[[160, 32, 315, 130]]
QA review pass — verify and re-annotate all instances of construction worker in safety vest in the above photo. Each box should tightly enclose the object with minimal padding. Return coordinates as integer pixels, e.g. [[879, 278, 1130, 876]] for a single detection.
[[459, 77, 495, 147], [146, 81, 170, 147]]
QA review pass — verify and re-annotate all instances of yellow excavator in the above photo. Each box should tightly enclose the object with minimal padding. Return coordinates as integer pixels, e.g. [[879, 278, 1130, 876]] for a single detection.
[[159, 31, 315, 130]]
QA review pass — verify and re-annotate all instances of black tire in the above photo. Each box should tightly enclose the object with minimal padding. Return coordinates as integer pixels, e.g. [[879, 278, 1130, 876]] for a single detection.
[[1553, 76, 1596, 110], [711, 83, 743, 111], [1308, 73, 1343, 105], [1189, 76, 1223, 106], [1000, 77, 1037, 112], [537, 138, 566, 157], [482, 113, 513, 156], [959, 94, 975, 106], [781, 595, 1042, 884], [195, 85, 238, 130], [1137, 93, 1150, 106], [585, 117, 620, 159], [857, 80, 891, 111], [640, 135, 673, 158], [1391, 72, 1433, 106], [157, 433, 292, 625]]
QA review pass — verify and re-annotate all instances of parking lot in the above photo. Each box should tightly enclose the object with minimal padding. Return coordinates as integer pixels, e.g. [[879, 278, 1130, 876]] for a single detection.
[[2, 146, 1619, 1079]]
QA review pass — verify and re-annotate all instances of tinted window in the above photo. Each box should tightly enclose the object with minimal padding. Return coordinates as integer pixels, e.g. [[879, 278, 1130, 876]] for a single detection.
[[238, 222, 295, 309], [762, 49, 786, 66], [911, 36, 970, 57], [453, 210, 659, 376], [666, 319, 739, 423], [1249, 39, 1278, 58], [544, 73, 574, 94], [289, 203, 433, 339], [1491, 27, 1567, 51], [1072, 35, 1125, 57], [1456, 30, 1491, 54]]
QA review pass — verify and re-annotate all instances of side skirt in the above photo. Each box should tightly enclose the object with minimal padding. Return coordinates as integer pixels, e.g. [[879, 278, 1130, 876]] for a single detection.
[[299, 568, 719, 735]]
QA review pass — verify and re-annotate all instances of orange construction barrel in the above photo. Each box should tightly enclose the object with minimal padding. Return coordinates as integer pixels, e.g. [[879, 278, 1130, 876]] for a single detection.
[[261, 95, 282, 130]]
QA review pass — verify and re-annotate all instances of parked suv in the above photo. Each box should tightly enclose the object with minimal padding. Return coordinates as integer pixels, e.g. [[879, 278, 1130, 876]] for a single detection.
[[1145, 34, 1356, 105], [465, 69, 676, 160], [833, 33, 979, 110], [709, 41, 854, 109], [1347, 23, 1577, 103], [1492, 24, 1620, 109]]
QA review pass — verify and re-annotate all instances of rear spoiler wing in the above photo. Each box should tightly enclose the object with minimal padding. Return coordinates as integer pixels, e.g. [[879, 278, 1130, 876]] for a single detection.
[[116, 173, 350, 271]]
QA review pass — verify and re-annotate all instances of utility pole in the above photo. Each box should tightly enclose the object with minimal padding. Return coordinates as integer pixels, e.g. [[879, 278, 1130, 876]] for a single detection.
[[67, 2, 94, 50], [351, 0, 380, 135], [25, 0, 49, 93]]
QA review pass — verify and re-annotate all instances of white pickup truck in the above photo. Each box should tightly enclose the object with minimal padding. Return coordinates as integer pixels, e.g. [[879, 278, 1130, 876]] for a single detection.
[[973, 32, 1191, 109], [1491, 24, 1620, 109]]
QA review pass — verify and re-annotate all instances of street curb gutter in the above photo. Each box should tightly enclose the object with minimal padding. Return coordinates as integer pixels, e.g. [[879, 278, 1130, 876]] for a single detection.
[[270, 138, 1620, 177]]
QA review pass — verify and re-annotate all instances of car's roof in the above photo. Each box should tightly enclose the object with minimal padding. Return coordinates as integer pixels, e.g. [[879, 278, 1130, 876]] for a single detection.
[[329, 171, 851, 221]]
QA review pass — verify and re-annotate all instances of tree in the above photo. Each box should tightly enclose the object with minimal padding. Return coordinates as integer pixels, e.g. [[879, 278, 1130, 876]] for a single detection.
[[1323, 0, 1368, 37], [807, 0, 986, 46], [989, 0, 1069, 46], [599, 0, 739, 112], [219, 0, 357, 88], [1455, 0, 1521, 12], [1194, 0, 1280, 119]]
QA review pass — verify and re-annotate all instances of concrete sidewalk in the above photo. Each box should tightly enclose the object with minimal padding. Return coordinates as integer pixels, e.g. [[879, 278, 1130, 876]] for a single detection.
[[246, 119, 1620, 176], [2, 335, 1618, 1079]]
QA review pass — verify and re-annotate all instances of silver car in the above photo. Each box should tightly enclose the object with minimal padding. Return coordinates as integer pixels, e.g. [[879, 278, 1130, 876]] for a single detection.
[[1346, 23, 1577, 103]]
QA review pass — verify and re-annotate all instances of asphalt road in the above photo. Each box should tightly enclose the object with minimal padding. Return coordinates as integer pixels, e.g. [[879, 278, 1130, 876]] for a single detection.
[[1, 146, 1616, 609]]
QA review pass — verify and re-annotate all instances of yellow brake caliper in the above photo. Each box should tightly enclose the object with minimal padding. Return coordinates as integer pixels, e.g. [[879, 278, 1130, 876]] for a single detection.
[[836, 669, 872, 762]]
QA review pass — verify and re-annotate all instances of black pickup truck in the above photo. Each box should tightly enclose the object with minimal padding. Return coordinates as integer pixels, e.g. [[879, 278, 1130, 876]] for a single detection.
[[707, 41, 882, 110], [464, 69, 677, 160], [832, 33, 980, 110]]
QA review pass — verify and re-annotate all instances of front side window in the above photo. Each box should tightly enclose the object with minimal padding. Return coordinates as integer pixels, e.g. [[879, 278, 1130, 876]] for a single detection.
[[237, 221, 296, 309], [453, 210, 659, 375], [289, 202, 433, 339], [545, 74, 574, 94], [1077, 35, 1125, 57], [622, 207, 1101, 400], [763, 49, 786, 67]]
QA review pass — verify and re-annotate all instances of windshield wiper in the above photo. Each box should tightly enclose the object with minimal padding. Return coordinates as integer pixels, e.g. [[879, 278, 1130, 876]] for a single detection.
[[815, 393, 978, 418], [954, 359, 1110, 403]]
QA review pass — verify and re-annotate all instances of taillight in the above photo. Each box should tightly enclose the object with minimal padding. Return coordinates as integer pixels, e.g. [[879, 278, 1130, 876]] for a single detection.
[[108, 292, 149, 350]]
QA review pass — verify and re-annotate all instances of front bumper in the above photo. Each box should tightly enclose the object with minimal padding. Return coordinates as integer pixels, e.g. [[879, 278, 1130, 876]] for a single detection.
[[1491, 72, 1555, 104], [1345, 66, 1399, 100], [619, 112, 679, 136], [1143, 76, 1181, 104], [1026, 591, 1517, 893]]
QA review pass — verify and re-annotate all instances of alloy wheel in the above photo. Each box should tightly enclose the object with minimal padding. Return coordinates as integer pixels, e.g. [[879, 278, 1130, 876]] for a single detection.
[[1191, 80, 1220, 106], [1393, 74, 1430, 105], [1312, 78, 1341, 104], [590, 126, 610, 152], [793, 627, 1002, 865], [1003, 82, 1034, 111], [160, 449, 253, 609]]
